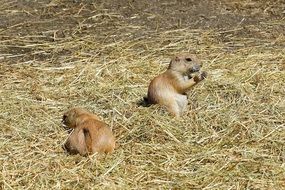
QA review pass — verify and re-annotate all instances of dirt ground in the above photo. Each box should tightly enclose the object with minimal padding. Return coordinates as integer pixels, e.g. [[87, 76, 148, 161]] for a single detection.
[[0, 0, 284, 189]]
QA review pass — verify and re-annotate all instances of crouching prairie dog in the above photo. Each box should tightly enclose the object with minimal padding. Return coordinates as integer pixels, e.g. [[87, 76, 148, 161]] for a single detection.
[[62, 108, 115, 156], [143, 54, 207, 117]]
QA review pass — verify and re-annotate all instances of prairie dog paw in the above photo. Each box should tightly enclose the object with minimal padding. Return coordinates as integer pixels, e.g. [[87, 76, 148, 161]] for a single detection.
[[200, 71, 207, 79], [194, 71, 207, 82]]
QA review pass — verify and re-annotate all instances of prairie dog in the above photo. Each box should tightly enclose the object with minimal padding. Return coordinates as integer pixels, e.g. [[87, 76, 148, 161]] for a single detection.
[[144, 54, 207, 117], [62, 108, 115, 156]]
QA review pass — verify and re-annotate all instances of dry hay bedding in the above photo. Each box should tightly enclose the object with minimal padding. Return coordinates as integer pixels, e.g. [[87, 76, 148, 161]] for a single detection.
[[0, 0, 285, 189]]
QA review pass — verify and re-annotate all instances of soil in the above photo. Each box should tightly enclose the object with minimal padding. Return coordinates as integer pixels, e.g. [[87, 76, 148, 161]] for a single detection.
[[1, 0, 284, 63]]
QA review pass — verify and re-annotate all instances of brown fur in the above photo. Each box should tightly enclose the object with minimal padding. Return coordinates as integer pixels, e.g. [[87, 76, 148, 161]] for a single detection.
[[62, 108, 115, 156], [146, 54, 207, 117]]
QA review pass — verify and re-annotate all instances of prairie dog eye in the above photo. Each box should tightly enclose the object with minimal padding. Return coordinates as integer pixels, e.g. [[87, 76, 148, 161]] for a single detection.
[[185, 58, 192, 62]]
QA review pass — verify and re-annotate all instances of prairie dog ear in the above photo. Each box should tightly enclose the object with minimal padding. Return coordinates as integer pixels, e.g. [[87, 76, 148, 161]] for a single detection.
[[168, 56, 180, 69], [83, 128, 92, 153], [171, 56, 180, 62], [174, 56, 180, 62]]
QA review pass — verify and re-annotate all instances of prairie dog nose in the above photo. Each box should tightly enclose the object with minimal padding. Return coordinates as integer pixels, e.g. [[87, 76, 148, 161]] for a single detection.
[[192, 64, 201, 72]]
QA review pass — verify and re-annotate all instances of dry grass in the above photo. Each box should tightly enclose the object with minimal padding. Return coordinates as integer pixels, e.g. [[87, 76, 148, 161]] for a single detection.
[[0, 0, 285, 189]]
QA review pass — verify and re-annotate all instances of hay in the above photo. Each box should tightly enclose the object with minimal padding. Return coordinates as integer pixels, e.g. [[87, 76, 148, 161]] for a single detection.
[[0, 0, 284, 189]]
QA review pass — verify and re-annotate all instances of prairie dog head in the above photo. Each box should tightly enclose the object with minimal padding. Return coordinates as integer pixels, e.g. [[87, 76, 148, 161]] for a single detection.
[[62, 108, 90, 129], [168, 54, 202, 74]]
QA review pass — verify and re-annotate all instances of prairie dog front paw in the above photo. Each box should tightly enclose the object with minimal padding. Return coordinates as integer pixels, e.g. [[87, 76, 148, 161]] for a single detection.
[[200, 71, 207, 80], [194, 71, 207, 82]]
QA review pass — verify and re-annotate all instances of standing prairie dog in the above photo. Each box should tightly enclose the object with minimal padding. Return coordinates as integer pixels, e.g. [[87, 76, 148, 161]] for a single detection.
[[144, 54, 207, 117], [62, 108, 115, 156]]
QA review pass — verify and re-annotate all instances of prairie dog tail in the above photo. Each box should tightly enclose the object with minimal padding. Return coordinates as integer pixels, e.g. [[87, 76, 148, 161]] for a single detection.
[[137, 96, 152, 107]]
